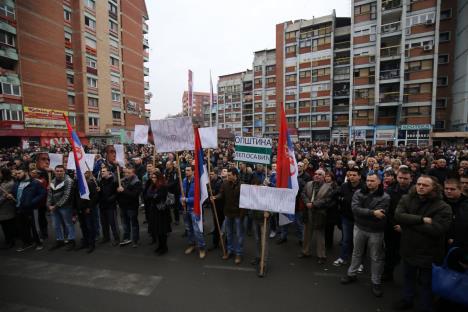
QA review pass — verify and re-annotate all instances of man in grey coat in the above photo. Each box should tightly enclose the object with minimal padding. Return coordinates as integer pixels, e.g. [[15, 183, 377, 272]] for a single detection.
[[340, 173, 390, 298]]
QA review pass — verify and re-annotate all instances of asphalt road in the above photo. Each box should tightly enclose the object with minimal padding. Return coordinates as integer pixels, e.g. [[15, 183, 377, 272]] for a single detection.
[[0, 209, 403, 312]]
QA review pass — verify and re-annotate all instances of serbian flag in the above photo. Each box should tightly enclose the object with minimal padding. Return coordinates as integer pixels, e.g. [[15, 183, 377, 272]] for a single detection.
[[276, 104, 298, 225], [194, 128, 209, 233], [63, 114, 90, 200]]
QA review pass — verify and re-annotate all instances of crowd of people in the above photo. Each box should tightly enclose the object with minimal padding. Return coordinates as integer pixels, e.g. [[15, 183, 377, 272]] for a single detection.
[[0, 141, 467, 311]]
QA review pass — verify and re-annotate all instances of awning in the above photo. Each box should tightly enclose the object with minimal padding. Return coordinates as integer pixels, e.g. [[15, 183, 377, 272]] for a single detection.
[[431, 132, 468, 138]]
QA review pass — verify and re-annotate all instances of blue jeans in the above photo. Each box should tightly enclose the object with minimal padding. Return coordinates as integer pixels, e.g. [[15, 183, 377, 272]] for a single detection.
[[340, 216, 354, 261], [53, 206, 75, 241], [225, 216, 244, 256], [402, 261, 433, 312], [279, 211, 304, 241], [183, 211, 206, 249], [121, 209, 139, 242]]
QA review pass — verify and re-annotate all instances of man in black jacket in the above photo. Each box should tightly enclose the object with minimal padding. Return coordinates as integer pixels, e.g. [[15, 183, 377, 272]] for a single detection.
[[444, 178, 468, 249], [207, 168, 224, 251], [394, 176, 452, 312], [77, 171, 98, 253], [334, 166, 362, 267], [97, 166, 120, 245], [341, 173, 390, 298], [117, 167, 142, 247], [383, 167, 413, 281], [165, 160, 180, 225]]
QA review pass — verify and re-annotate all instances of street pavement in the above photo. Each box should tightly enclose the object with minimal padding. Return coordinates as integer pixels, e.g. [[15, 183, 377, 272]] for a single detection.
[[0, 209, 403, 312]]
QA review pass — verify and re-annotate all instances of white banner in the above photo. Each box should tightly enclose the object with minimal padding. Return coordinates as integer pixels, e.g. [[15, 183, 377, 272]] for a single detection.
[[84, 154, 96, 171], [114, 144, 125, 167], [150, 117, 194, 152], [133, 125, 149, 144], [66, 153, 96, 171], [239, 184, 297, 214], [199, 126, 218, 149], [66, 154, 75, 170], [48, 153, 63, 169]]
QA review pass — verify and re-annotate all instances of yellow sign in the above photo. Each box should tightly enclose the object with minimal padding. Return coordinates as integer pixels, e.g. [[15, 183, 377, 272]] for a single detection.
[[24, 107, 68, 129]]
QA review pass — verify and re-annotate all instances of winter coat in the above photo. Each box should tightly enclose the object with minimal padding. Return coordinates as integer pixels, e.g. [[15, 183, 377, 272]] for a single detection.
[[395, 188, 452, 268], [117, 175, 142, 210], [338, 181, 364, 221], [386, 183, 412, 228], [351, 185, 390, 233], [180, 177, 195, 212], [301, 181, 336, 230], [98, 176, 118, 209], [217, 179, 243, 218], [76, 178, 98, 215], [47, 175, 73, 209], [13, 178, 46, 213], [0, 180, 15, 221], [446, 195, 468, 248]]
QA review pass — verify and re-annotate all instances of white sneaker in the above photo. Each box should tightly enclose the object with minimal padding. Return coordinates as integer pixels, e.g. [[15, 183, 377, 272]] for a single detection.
[[333, 258, 347, 267], [269, 231, 276, 239], [35, 244, 44, 251], [357, 264, 364, 274]]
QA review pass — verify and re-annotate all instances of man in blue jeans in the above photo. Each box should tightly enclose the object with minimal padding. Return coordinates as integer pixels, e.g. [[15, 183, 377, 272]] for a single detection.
[[181, 166, 206, 259], [212, 168, 243, 264], [47, 165, 75, 251], [117, 167, 142, 248], [334, 166, 363, 267]]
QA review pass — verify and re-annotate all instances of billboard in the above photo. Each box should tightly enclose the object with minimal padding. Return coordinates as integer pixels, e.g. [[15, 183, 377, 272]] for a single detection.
[[24, 107, 68, 129]]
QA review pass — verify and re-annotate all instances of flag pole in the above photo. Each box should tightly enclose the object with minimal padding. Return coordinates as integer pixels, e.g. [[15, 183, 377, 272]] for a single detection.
[[116, 165, 122, 188], [207, 149, 226, 257], [153, 145, 157, 168], [259, 211, 268, 276], [176, 152, 186, 214]]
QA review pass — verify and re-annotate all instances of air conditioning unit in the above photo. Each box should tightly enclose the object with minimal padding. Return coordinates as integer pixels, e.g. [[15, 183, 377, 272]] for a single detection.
[[425, 19, 434, 25], [423, 44, 433, 51]]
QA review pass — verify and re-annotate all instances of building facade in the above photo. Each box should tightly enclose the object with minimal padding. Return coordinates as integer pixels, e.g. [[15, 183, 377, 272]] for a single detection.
[[182, 91, 216, 127], [0, 0, 149, 147], [216, 1, 460, 145]]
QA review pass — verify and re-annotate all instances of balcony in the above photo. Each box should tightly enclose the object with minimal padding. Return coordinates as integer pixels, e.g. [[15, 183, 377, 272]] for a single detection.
[[143, 22, 148, 34], [144, 81, 149, 90], [86, 46, 97, 56], [144, 67, 149, 76], [333, 105, 349, 113], [380, 46, 400, 58], [334, 89, 350, 97], [0, 20, 16, 34], [143, 38, 149, 48], [382, 0, 402, 11], [334, 41, 350, 50], [0, 46, 17, 61], [381, 22, 401, 35], [380, 92, 400, 103], [86, 67, 97, 75], [109, 11, 118, 21], [380, 69, 400, 80], [66, 61, 73, 69], [64, 40, 72, 49], [311, 120, 330, 128], [143, 50, 149, 62]]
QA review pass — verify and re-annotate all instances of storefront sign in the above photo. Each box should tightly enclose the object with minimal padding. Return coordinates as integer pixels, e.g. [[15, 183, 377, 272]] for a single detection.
[[376, 129, 395, 140], [400, 124, 431, 130], [24, 107, 68, 129]]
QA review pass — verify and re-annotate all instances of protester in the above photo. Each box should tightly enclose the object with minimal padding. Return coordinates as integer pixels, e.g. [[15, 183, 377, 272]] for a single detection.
[[444, 178, 468, 249], [0, 168, 16, 249], [76, 171, 98, 253], [97, 166, 120, 246]]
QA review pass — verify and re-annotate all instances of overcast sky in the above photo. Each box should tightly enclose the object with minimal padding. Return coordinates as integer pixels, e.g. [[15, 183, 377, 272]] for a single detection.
[[146, 0, 351, 119]]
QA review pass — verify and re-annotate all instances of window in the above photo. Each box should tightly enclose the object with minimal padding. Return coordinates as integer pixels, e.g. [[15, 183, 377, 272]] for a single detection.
[[109, 38, 119, 48], [437, 77, 448, 86], [111, 91, 121, 102], [299, 70, 311, 78], [68, 95, 75, 106], [67, 74, 74, 85], [109, 20, 118, 33], [88, 117, 99, 127], [64, 9, 71, 21], [285, 45, 297, 54], [87, 77, 97, 88], [86, 57, 97, 68], [285, 74, 296, 83], [405, 59, 432, 71], [112, 111, 121, 119], [88, 97, 98, 107], [0, 105, 23, 121], [439, 32, 450, 42], [0, 82, 21, 96], [438, 54, 449, 64], [84, 38, 96, 50], [0, 4, 15, 19], [0, 31, 15, 46], [254, 65, 262, 72], [111, 75, 120, 84], [285, 31, 297, 40], [110, 56, 119, 67], [85, 16, 96, 30], [436, 98, 447, 108], [440, 9, 452, 20], [435, 120, 445, 129], [65, 53, 73, 64], [64, 32, 72, 45], [265, 65, 275, 72], [85, 0, 96, 10], [108, 2, 118, 14]]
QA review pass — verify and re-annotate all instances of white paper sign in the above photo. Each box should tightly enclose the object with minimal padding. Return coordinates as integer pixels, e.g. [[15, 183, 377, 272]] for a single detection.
[[114, 144, 125, 167], [66, 154, 75, 170], [84, 154, 96, 171], [48, 153, 63, 169], [150, 117, 194, 152], [133, 125, 149, 144], [239, 184, 297, 214], [198, 127, 218, 149]]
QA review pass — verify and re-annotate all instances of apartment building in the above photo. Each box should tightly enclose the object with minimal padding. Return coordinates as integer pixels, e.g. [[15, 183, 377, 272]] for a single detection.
[[182, 91, 216, 127], [0, 0, 149, 147]]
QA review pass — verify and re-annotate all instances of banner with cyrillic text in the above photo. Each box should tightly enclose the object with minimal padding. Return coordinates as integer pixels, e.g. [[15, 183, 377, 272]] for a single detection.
[[239, 184, 297, 214], [150, 117, 195, 152], [234, 136, 272, 165]]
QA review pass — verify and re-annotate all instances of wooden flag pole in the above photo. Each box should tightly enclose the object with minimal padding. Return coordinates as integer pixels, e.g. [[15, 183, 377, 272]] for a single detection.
[[116, 165, 122, 188], [259, 212, 268, 276], [207, 149, 226, 257], [153, 145, 156, 167], [176, 152, 186, 214], [0, 185, 16, 202]]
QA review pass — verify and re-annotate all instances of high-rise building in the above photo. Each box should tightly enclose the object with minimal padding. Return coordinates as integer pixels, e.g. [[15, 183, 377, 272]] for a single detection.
[[217, 1, 460, 145], [0, 0, 149, 147], [182, 91, 217, 127]]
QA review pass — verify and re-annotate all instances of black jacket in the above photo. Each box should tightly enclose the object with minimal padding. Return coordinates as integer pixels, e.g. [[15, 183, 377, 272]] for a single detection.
[[395, 188, 452, 268], [446, 195, 468, 248], [165, 168, 179, 197], [339, 181, 364, 221], [117, 175, 142, 210], [76, 178, 98, 214], [386, 183, 412, 227], [351, 185, 390, 233], [99, 176, 118, 209]]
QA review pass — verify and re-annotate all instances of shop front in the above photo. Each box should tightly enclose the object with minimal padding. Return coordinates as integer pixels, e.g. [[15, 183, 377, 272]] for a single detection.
[[397, 124, 431, 147]]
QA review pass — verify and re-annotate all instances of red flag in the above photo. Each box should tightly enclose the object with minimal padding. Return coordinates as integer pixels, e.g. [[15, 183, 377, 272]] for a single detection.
[[276, 104, 290, 188]]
